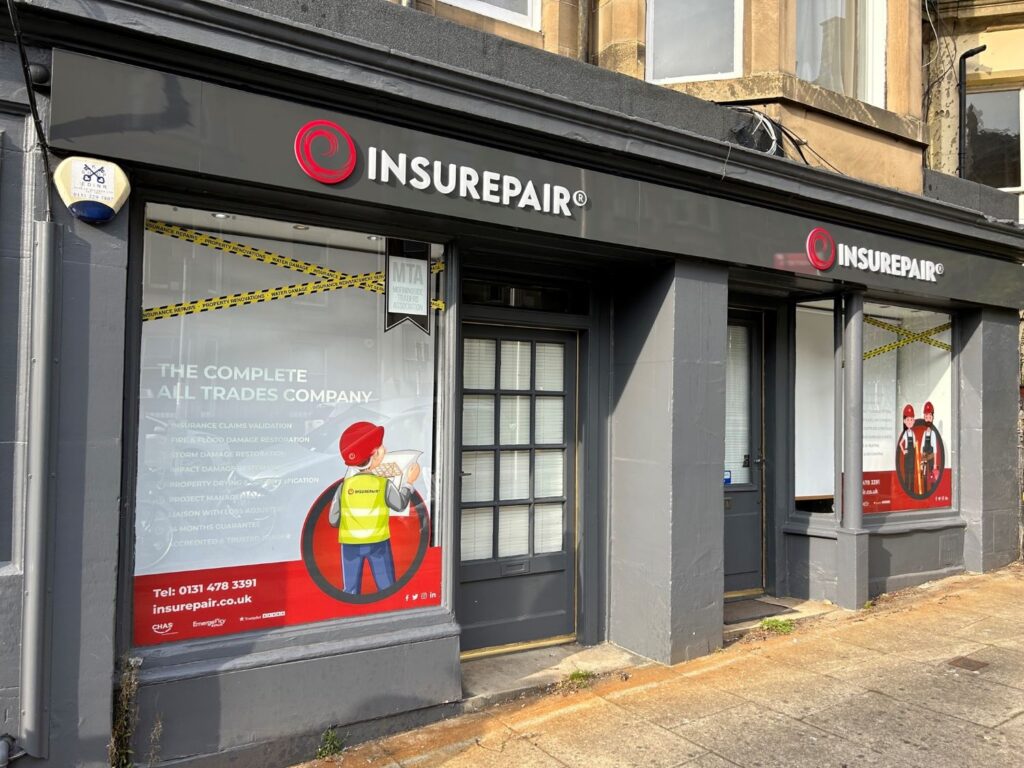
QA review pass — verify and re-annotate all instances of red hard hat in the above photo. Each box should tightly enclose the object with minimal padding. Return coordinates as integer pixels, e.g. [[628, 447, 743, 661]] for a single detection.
[[923, 401, 934, 415], [339, 421, 384, 466], [902, 404, 915, 419]]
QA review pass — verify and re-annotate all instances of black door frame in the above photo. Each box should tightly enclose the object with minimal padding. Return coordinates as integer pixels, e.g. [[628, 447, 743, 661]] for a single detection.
[[453, 255, 608, 653]]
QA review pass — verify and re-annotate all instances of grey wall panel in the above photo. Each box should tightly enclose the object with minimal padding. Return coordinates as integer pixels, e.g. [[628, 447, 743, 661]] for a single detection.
[[133, 634, 461, 765], [609, 264, 676, 662], [867, 527, 965, 596], [44, 211, 130, 767], [784, 534, 837, 603], [960, 309, 1021, 572], [669, 261, 728, 663], [608, 260, 728, 665]]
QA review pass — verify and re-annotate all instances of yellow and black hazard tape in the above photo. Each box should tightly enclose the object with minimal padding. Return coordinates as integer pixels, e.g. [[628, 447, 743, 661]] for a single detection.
[[143, 272, 383, 322], [863, 317, 952, 360], [142, 220, 446, 321]]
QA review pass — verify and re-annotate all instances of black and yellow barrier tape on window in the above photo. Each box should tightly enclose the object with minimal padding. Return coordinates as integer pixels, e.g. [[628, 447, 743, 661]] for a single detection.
[[142, 220, 445, 321], [862, 317, 951, 361]]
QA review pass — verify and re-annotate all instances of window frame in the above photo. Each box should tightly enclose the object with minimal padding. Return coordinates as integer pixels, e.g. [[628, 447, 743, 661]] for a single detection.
[[441, 0, 540, 31], [117, 186, 456, 671], [645, 0, 745, 85], [966, 86, 1024, 219], [794, 0, 888, 109]]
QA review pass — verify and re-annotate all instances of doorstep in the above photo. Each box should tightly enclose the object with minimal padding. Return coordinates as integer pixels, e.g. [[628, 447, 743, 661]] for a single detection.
[[460, 642, 646, 712], [723, 595, 838, 643]]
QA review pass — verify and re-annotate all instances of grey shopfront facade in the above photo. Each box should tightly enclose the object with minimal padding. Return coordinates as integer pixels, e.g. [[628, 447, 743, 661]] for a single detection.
[[2, 2, 1023, 766]]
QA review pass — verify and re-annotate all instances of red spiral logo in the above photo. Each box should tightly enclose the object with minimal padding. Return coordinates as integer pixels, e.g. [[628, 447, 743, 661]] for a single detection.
[[294, 120, 357, 184], [805, 227, 835, 271]]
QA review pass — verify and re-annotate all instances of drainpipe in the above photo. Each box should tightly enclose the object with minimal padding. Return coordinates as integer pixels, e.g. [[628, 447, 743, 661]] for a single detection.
[[19, 221, 59, 759], [958, 45, 987, 178]]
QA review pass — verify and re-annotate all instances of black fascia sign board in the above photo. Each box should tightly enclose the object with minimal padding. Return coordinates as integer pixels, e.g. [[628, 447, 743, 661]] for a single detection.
[[47, 50, 1024, 310]]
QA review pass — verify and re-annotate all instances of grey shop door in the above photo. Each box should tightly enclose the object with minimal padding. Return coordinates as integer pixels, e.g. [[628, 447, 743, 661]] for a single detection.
[[457, 327, 577, 652], [724, 316, 765, 595]]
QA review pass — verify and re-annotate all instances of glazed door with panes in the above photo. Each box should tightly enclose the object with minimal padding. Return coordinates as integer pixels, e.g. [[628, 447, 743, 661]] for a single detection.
[[458, 327, 577, 652], [724, 316, 765, 595]]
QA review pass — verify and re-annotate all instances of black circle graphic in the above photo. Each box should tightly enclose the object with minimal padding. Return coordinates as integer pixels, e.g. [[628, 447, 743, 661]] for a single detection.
[[300, 480, 430, 604], [895, 422, 945, 500]]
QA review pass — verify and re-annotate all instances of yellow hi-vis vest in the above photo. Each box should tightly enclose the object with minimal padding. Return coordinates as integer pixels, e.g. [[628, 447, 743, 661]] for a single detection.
[[338, 474, 391, 545]]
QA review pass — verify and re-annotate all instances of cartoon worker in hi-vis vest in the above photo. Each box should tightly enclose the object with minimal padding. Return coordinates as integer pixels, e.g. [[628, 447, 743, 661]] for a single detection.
[[328, 421, 420, 595]]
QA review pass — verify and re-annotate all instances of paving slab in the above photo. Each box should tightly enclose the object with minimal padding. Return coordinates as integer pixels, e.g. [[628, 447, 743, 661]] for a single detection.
[[804, 689, 1020, 768], [291, 563, 1024, 768], [673, 702, 896, 768], [829, 655, 1024, 728]]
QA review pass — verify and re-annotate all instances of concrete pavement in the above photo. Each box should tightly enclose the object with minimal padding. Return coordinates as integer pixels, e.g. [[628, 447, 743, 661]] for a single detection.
[[299, 563, 1024, 767]]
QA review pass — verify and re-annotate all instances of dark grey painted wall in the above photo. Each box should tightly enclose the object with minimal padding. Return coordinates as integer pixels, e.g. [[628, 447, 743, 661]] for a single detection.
[[0, 40, 69, 757], [609, 260, 728, 665], [960, 309, 1022, 571]]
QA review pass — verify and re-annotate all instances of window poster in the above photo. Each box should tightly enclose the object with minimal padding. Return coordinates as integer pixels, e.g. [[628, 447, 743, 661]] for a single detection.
[[133, 204, 444, 646], [861, 305, 952, 514]]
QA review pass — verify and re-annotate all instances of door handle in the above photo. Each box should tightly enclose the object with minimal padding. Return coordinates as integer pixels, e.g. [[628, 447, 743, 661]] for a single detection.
[[752, 454, 765, 466], [460, 471, 472, 477]]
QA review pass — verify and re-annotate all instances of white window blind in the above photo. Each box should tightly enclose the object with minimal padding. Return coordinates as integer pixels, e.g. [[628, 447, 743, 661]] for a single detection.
[[462, 395, 494, 446], [500, 396, 530, 445], [499, 450, 530, 500], [534, 503, 563, 553], [724, 325, 751, 484], [497, 505, 530, 557], [461, 451, 494, 503], [500, 341, 531, 390], [535, 397, 564, 444], [460, 508, 493, 561], [464, 339, 495, 389], [535, 343, 564, 391], [534, 450, 564, 498]]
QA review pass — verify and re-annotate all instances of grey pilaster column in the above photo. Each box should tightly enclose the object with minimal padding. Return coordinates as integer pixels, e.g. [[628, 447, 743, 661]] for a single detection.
[[608, 260, 728, 665], [959, 309, 1020, 571], [837, 292, 869, 610]]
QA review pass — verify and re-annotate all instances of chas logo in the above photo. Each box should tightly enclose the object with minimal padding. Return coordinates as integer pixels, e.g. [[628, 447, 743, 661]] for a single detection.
[[152, 622, 175, 635], [805, 227, 943, 283]]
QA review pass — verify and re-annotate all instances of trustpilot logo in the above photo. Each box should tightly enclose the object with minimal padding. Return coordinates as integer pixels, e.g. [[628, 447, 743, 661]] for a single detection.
[[805, 227, 943, 283]]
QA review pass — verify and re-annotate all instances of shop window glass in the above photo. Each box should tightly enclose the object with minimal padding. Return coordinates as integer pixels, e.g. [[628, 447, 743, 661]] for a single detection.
[[794, 304, 836, 512], [647, 0, 742, 83], [796, 0, 887, 107], [966, 90, 1021, 190], [443, 0, 537, 30], [724, 324, 751, 485], [132, 203, 444, 647], [862, 304, 952, 513]]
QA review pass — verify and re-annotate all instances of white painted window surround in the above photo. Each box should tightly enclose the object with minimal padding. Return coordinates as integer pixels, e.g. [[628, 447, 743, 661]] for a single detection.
[[442, 0, 539, 31], [646, 0, 744, 84]]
